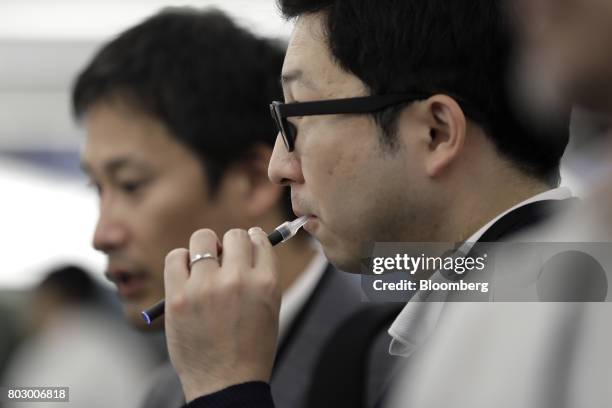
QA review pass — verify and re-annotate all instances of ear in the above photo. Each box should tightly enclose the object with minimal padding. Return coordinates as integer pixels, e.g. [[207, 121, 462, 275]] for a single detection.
[[222, 144, 282, 218], [422, 95, 467, 178]]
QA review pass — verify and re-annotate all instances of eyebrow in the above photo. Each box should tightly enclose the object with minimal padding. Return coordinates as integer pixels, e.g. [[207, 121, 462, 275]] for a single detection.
[[280, 69, 318, 91], [80, 157, 150, 178]]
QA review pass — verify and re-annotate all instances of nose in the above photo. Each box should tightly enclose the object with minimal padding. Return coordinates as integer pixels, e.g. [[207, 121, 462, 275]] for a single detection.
[[92, 200, 128, 254], [268, 133, 304, 186]]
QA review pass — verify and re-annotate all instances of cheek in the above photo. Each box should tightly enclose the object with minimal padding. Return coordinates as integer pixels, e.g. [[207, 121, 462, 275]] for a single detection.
[[135, 189, 207, 261], [158, 196, 206, 243], [300, 118, 377, 206], [301, 143, 363, 224], [303, 142, 390, 232]]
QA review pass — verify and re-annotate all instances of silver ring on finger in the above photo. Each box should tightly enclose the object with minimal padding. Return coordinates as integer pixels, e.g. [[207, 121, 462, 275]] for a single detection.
[[189, 252, 217, 268]]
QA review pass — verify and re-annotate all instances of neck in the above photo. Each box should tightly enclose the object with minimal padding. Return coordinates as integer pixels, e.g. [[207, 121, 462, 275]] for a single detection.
[[441, 173, 551, 244], [276, 233, 318, 293]]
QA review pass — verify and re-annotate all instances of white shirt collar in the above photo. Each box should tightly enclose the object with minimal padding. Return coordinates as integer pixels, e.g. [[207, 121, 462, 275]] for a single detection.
[[387, 186, 573, 357], [464, 186, 573, 245]]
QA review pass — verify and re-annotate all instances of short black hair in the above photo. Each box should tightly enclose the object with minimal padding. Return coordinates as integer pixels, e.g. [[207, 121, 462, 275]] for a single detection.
[[73, 7, 294, 217], [278, 0, 569, 186]]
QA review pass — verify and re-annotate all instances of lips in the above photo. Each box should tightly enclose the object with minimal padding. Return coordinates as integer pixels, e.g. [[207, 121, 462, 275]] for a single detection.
[[291, 208, 318, 234], [105, 268, 148, 300], [302, 216, 318, 233], [291, 205, 315, 219], [291, 193, 319, 233]]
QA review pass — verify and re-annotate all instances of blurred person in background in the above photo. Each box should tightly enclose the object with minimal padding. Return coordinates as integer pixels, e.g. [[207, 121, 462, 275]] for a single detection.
[[515, 0, 612, 117], [74, 8, 388, 408], [0, 303, 23, 388], [515, 0, 612, 234], [501, 3, 612, 407], [3, 265, 155, 408], [514, 0, 612, 184]]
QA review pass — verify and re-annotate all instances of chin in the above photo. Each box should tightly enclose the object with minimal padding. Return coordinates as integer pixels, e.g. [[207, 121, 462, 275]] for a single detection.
[[322, 245, 363, 274], [315, 227, 365, 273]]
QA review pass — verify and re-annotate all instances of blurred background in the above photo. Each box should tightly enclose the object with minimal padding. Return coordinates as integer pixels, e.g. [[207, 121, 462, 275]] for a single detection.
[[0, 1, 291, 405]]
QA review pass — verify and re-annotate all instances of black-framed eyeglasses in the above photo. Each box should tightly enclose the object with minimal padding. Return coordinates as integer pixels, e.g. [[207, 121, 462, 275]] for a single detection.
[[269, 93, 429, 152], [270, 93, 486, 152]]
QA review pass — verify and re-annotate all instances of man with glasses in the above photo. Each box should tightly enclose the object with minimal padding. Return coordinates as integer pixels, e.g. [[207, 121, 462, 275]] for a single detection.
[[162, 1, 577, 407]]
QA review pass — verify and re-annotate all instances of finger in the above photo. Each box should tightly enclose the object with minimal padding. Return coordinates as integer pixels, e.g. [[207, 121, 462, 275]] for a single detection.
[[188, 229, 221, 284], [222, 228, 253, 272], [248, 227, 280, 310], [248, 226, 275, 273], [164, 248, 190, 297]]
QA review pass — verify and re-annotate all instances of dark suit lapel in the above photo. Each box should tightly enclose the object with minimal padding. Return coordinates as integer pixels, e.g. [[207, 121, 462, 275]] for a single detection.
[[272, 262, 334, 372], [374, 197, 579, 408], [476, 197, 578, 243]]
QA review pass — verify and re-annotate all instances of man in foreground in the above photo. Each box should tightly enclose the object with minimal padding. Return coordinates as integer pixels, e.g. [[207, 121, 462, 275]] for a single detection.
[[161, 1, 586, 407]]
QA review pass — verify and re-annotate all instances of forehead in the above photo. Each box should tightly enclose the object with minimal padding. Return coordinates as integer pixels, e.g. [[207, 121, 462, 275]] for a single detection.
[[283, 13, 367, 98], [81, 101, 193, 169]]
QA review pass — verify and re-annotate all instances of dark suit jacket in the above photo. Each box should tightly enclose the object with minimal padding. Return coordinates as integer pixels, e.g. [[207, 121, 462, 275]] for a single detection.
[[181, 198, 576, 408]]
